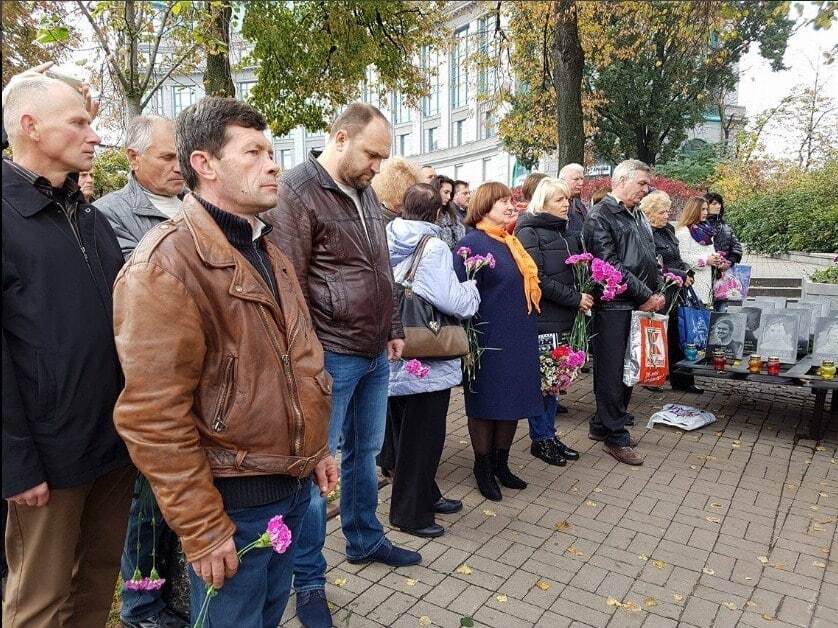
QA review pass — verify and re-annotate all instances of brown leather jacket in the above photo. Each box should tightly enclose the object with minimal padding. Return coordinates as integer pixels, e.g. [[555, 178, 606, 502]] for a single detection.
[[112, 195, 331, 561], [265, 152, 403, 357]]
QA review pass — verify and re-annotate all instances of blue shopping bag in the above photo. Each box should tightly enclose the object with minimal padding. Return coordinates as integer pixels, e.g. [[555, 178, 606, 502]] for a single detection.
[[678, 293, 711, 352]]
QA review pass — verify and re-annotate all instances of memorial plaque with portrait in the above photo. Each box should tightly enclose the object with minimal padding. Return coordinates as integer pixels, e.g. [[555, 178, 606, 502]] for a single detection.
[[812, 315, 838, 362], [707, 312, 747, 360], [759, 312, 799, 363], [727, 306, 764, 355], [784, 306, 813, 354]]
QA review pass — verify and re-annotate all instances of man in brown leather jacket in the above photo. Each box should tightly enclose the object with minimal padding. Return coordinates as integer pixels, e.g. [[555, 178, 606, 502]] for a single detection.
[[266, 103, 415, 628], [112, 96, 338, 626]]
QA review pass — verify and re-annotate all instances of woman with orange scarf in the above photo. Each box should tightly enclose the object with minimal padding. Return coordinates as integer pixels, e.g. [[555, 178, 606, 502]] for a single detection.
[[453, 182, 544, 501]]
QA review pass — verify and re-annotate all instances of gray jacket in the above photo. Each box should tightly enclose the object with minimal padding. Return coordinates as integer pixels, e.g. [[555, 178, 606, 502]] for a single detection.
[[95, 174, 175, 260], [386, 218, 480, 396]]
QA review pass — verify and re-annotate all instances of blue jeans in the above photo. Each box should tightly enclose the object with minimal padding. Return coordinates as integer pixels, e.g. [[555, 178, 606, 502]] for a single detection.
[[120, 474, 168, 622], [293, 351, 390, 593], [527, 395, 559, 442], [188, 480, 311, 627]]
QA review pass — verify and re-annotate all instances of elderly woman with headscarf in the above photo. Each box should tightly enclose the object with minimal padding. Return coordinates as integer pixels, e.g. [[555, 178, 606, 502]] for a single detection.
[[640, 191, 703, 395]]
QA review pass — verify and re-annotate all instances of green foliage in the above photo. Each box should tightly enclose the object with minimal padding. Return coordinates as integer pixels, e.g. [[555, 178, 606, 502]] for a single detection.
[[2, 1, 76, 86], [91, 149, 130, 198], [656, 144, 723, 186], [724, 159, 838, 254], [811, 264, 838, 285], [240, 0, 444, 135]]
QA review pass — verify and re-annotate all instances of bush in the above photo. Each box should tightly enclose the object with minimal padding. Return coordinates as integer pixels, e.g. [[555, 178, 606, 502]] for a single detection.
[[581, 176, 703, 218], [811, 263, 838, 285], [656, 144, 722, 187], [723, 159, 838, 254], [91, 148, 130, 198]]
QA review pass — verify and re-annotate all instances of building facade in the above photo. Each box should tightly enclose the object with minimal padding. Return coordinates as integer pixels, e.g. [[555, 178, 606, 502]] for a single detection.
[[149, 0, 741, 187]]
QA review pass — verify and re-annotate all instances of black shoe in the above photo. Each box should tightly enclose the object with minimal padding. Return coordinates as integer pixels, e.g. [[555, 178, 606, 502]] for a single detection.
[[674, 384, 704, 394], [530, 439, 567, 466], [346, 541, 422, 566], [296, 589, 332, 628], [433, 497, 463, 514], [553, 437, 579, 460], [626, 415, 635, 426], [555, 404, 569, 414], [380, 467, 393, 479], [643, 386, 666, 393], [122, 609, 189, 628], [399, 523, 445, 538], [474, 453, 502, 501], [493, 448, 528, 489]]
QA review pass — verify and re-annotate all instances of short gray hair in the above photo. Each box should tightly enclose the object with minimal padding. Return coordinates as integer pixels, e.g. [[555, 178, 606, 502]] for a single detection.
[[638, 190, 671, 217], [612, 159, 651, 183], [125, 115, 173, 154], [2, 75, 58, 145], [558, 163, 584, 181]]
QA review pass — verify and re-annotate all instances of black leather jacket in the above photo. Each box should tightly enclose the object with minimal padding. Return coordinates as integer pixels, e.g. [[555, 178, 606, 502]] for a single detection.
[[707, 214, 742, 264], [653, 223, 691, 280], [583, 195, 662, 310]]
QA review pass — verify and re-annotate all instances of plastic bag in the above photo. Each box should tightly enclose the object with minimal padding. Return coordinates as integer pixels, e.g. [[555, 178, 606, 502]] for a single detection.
[[713, 268, 746, 301], [678, 306, 711, 352], [646, 404, 716, 431], [623, 311, 669, 387]]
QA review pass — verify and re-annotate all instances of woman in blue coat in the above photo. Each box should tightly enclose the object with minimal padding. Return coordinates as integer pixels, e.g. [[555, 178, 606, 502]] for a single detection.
[[453, 182, 543, 501]]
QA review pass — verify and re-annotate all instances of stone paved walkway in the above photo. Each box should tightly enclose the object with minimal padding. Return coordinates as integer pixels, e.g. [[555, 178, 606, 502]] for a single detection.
[[741, 253, 823, 280], [281, 375, 837, 628]]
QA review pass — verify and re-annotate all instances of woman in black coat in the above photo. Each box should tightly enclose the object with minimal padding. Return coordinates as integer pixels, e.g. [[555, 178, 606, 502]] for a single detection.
[[515, 177, 592, 466], [639, 191, 702, 394], [705, 192, 743, 310]]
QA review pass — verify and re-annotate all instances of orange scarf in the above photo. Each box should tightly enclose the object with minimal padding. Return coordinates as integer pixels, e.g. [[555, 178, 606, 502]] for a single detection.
[[476, 221, 541, 314]]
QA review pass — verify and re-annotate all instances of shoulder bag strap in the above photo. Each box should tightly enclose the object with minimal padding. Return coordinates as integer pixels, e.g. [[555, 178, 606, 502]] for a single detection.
[[405, 234, 434, 284]]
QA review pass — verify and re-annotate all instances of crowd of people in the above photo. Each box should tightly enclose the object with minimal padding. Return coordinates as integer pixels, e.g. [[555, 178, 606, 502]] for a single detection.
[[2, 65, 744, 628]]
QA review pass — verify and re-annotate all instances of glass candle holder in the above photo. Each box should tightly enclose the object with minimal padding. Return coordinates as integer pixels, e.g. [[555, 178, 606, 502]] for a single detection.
[[713, 348, 726, 372], [821, 360, 836, 381], [767, 356, 781, 376], [748, 355, 762, 374], [684, 344, 698, 361]]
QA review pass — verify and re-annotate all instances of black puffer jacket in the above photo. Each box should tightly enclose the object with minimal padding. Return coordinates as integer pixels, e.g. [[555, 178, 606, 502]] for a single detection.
[[515, 212, 583, 335], [583, 195, 662, 310], [707, 214, 742, 264]]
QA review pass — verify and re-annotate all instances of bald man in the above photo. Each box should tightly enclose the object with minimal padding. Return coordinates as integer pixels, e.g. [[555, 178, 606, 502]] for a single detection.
[[2, 74, 134, 627], [558, 163, 587, 235]]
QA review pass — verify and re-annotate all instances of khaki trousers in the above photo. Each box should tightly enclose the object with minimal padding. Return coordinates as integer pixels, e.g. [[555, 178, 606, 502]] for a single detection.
[[3, 464, 135, 628]]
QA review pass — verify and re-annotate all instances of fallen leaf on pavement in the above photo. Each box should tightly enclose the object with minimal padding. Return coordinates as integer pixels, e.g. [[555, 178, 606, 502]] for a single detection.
[[818, 492, 828, 497], [744, 577, 753, 581], [638, 554, 649, 561], [652, 559, 666, 569], [673, 593, 685, 602], [622, 601, 640, 612], [455, 564, 473, 575], [585, 500, 598, 507], [706, 516, 721, 524], [555, 520, 571, 531], [702, 568, 715, 575], [761, 613, 774, 621], [606, 597, 623, 607], [733, 440, 741, 445], [773, 562, 786, 570], [722, 601, 736, 610], [536, 580, 551, 591], [745, 601, 756, 608], [496, 594, 508, 602], [566, 546, 584, 556], [459, 618, 474, 628], [594, 487, 603, 493], [334, 578, 348, 587], [419, 616, 432, 625], [757, 556, 769, 565], [804, 459, 812, 464], [731, 443, 741, 449], [458, 440, 468, 445], [644, 597, 658, 607], [405, 578, 417, 586], [715, 431, 723, 437], [710, 502, 723, 508], [690, 465, 698, 470], [813, 561, 826, 568], [830, 458, 836, 464], [482, 509, 496, 517]]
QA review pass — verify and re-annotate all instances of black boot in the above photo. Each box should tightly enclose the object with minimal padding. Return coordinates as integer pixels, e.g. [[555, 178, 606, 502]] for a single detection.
[[552, 437, 580, 461], [493, 448, 527, 489], [473, 453, 502, 501]]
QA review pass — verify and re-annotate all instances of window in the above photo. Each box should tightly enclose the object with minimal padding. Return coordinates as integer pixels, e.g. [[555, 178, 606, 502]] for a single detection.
[[238, 81, 256, 101], [279, 149, 293, 170], [425, 126, 438, 153], [362, 67, 381, 109], [421, 46, 440, 117], [452, 119, 464, 147], [450, 26, 469, 110], [172, 85, 197, 115], [480, 109, 496, 139], [454, 164, 463, 180], [477, 15, 498, 95], [397, 133, 411, 156], [392, 92, 412, 124], [482, 157, 492, 181]]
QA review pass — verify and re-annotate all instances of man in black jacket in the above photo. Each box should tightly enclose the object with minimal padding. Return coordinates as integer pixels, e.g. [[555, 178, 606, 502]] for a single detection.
[[2, 74, 134, 626], [583, 159, 664, 466]]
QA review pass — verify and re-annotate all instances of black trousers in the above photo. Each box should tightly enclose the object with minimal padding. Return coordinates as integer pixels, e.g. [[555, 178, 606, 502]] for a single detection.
[[668, 309, 695, 389], [590, 309, 632, 447], [387, 389, 451, 530]]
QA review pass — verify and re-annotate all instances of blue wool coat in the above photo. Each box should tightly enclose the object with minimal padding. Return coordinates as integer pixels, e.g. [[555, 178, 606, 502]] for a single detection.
[[453, 230, 543, 420]]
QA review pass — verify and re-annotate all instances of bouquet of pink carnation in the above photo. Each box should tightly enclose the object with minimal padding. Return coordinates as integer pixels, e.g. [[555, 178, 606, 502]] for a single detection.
[[457, 247, 500, 390], [564, 253, 627, 353], [539, 344, 587, 395]]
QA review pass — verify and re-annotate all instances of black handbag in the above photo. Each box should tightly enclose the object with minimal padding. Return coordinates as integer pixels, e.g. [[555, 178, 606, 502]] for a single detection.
[[397, 235, 469, 360]]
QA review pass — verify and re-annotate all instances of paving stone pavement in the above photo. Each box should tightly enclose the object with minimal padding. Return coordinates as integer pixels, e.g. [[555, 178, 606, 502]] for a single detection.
[[281, 375, 837, 628]]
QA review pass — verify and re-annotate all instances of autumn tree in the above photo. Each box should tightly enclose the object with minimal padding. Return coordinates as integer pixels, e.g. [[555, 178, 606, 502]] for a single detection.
[[240, 0, 445, 135], [1, 1, 77, 85], [202, 1, 235, 98]]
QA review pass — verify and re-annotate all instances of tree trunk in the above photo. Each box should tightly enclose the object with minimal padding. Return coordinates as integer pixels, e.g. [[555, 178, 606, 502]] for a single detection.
[[552, 0, 585, 168], [125, 94, 142, 118], [203, 1, 235, 98]]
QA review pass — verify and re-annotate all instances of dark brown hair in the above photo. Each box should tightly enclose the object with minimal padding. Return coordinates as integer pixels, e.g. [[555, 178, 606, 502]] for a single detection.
[[521, 172, 548, 201], [466, 181, 512, 227], [175, 96, 267, 190], [402, 183, 442, 223]]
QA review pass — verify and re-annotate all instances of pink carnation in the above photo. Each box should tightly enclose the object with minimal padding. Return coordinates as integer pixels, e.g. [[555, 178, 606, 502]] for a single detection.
[[404, 359, 423, 376], [267, 515, 292, 554], [125, 577, 166, 592], [456, 246, 471, 260]]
